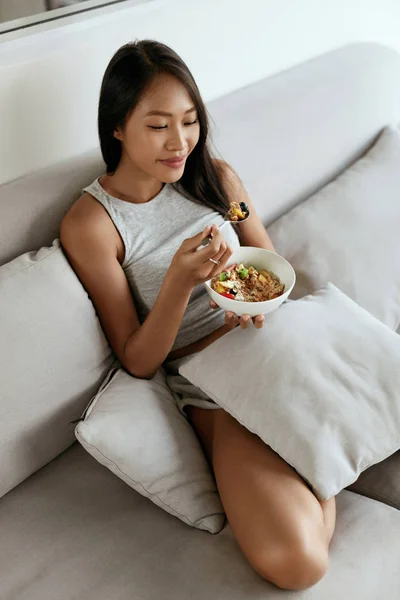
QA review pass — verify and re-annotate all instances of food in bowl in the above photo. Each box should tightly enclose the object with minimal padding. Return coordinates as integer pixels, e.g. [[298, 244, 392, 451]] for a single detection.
[[227, 201, 249, 222], [205, 247, 295, 317], [211, 263, 285, 302]]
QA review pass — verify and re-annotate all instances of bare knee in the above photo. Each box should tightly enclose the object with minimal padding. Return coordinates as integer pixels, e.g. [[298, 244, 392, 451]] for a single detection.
[[249, 543, 329, 591]]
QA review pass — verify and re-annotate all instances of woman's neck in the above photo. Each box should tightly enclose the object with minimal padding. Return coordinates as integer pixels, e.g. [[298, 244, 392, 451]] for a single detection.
[[101, 160, 164, 204]]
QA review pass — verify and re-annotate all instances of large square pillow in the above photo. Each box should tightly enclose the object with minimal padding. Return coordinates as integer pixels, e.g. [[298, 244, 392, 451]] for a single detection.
[[269, 127, 400, 331], [0, 239, 114, 498], [75, 367, 225, 534], [179, 284, 400, 500]]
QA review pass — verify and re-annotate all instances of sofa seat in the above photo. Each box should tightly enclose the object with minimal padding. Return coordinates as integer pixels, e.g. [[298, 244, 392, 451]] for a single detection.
[[0, 443, 399, 600]]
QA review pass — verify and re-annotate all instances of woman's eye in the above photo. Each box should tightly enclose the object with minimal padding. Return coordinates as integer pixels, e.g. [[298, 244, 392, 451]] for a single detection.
[[148, 119, 198, 130]]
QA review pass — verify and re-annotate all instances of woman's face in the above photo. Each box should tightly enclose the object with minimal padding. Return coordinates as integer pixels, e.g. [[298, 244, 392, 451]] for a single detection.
[[114, 73, 201, 183]]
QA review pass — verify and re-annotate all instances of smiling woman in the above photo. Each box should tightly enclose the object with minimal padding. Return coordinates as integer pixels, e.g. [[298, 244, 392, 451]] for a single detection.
[[109, 74, 201, 190], [96, 41, 229, 214], [58, 39, 336, 591]]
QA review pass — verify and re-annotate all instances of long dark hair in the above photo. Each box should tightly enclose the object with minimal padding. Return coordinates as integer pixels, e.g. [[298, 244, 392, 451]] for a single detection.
[[98, 39, 229, 216]]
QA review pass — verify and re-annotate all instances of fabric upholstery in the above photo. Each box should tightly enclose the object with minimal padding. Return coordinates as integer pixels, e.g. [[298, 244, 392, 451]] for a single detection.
[[208, 43, 400, 226], [2, 44, 400, 267], [348, 450, 400, 510], [0, 239, 114, 498], [0, 443, 399, 599], [180, 284, 400, 500], [269, 127, 400, 331], [0, 148, 103, 266], [76, 367, 224, 534]]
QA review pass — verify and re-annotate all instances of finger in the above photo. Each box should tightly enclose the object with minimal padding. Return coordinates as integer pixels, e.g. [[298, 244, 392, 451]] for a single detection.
[[225, 311, 239, 328], [184, 224, 213, 251], [210, 300, 218, 309], [199, 235, 234, 281], [197, 225, 225, 261], [224, 311, 234, 325], [209, 240, 227, 264], [202, 249, 230, 281], [214, 243, 233, 273], [202, 242, 233, 281], [239, 314, 251, 329], [252, 314, 265, 329]]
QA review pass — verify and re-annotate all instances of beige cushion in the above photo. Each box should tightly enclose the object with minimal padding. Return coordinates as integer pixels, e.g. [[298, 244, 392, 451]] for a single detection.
[[180, 284, 400, 500], [0, 239, 114, 497], [269, 127, 400, 331], [76, 367, 224, 534]]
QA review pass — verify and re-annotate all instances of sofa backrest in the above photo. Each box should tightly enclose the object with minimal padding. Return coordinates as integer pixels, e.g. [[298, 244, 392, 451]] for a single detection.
[[1, 43, 400, 267], [207, 43, 400, 226]]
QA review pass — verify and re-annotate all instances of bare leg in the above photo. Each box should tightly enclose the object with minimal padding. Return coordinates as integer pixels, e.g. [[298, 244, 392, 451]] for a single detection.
[[186, 406, 336, 591], [320, 497, 336, 547]]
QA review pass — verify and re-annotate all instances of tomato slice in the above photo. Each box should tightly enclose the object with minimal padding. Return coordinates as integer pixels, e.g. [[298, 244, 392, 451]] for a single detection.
[[220, 292, 235, 299]]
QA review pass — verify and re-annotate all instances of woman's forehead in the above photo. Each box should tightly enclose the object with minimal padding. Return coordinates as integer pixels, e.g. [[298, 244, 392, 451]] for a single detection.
[[137, 73, 194, 115]]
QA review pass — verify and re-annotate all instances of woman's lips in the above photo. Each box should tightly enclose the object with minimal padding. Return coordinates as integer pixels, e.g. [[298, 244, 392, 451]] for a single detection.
[[160, 156, 186, 168]]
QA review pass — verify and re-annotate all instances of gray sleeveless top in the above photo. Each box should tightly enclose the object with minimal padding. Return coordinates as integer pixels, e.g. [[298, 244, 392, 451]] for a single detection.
[[82, 177, 240, 351]]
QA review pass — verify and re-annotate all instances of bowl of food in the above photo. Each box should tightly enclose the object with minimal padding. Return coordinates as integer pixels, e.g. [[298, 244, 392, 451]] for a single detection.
[[205, 247, 296, 317]]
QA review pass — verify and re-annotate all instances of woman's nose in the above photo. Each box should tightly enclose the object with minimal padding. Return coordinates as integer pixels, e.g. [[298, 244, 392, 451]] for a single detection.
[[165, 126, 186, 152]]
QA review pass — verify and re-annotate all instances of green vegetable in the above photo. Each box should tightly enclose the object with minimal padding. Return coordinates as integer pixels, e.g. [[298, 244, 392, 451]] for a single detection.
[[219, 272, 228, 281], [239, 268, 249, 279]]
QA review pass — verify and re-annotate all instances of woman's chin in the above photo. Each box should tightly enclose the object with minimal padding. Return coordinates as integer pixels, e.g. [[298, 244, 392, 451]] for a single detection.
[[159, 166, 185, 183]]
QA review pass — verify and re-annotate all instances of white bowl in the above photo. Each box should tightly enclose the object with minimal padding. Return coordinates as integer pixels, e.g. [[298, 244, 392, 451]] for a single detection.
[[205, 247, 296, 317]]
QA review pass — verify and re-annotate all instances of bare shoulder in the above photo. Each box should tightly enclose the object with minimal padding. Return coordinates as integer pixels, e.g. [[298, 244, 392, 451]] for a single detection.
[[60, 192, 121, 261], [62, 192, 110, 233]]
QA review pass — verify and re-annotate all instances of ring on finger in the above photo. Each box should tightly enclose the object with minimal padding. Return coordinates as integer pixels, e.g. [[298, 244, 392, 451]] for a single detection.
[[209, 258, 220, 265]]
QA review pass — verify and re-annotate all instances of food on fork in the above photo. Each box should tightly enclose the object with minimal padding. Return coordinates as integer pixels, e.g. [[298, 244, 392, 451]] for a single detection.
[[227, 201, 249, 222]]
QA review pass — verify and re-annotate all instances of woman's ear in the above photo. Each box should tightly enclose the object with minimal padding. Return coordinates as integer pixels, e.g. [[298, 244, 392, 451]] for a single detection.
[[113, 128, 122, 140]]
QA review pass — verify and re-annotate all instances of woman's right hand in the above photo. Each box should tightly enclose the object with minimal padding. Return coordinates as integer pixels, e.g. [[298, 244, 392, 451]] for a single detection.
[[168, 224, 233, 290]]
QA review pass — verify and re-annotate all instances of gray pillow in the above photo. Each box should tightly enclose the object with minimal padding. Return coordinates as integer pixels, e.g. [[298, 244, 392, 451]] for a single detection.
[[269, 127, 400, 331], [179, 284, 400, 500], [0, 240, 114, 498], [76, 367, 225, 534]]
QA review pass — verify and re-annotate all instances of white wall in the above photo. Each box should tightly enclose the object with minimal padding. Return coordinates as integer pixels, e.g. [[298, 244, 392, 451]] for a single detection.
[[1, 0, 400, 185]]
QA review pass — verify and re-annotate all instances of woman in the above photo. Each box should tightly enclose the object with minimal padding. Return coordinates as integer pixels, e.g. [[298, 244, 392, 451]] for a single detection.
[[60, 40, 335, 590]]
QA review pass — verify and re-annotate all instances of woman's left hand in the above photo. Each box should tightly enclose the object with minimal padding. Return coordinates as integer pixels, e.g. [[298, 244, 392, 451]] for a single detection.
[[209, 300, 265, 329]]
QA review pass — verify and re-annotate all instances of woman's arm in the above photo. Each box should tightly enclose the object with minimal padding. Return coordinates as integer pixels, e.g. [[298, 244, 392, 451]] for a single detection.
[[215, 159, 276, 252], [60, 208, 190, 379], [61, 199, 232, 378], [209, 160, 276, 330]]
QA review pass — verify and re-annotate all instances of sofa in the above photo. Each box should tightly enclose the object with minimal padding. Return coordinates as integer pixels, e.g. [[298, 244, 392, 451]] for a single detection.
[[1, 42, 400, 599]]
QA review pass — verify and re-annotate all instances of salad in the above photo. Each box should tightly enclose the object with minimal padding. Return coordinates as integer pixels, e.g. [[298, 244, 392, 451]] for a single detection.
[[211, 263, 285, 302]]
